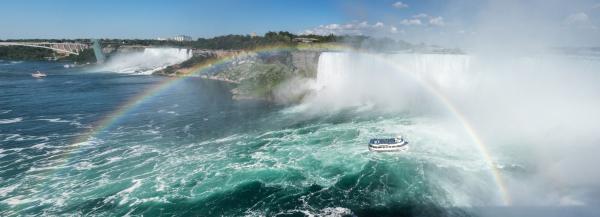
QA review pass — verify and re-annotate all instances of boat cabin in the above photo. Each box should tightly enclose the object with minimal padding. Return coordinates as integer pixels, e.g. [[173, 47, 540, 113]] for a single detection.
[[369, 138, 401, 145]]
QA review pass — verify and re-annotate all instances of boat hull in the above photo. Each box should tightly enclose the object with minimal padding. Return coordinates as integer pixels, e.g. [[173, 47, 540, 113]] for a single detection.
[[368, 144, 409, 152], [31, 73, 47, 78]]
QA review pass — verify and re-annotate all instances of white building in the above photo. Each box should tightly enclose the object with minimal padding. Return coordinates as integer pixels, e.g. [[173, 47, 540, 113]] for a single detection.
[[156, 35, 193, 42], [171, 35, 193, 42], [292, 37, 319, 43]]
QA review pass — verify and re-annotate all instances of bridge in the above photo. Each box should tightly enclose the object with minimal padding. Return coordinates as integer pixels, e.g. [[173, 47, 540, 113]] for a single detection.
[[0, 42, 90, 55]]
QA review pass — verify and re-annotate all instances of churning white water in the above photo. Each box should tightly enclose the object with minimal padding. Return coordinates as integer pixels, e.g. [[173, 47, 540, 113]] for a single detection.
[[99, 48, 192, 75]]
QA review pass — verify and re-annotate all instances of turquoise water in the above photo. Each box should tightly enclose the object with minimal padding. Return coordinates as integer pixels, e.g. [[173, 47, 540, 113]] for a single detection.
[[0, 60, 504, 216]]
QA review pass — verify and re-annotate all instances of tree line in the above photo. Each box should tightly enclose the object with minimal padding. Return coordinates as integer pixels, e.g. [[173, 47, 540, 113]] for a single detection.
[[0, 32, 417, 61]]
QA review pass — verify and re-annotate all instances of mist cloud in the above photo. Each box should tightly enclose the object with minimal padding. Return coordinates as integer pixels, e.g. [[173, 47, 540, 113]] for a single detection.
[[292, 0, 600, 210]]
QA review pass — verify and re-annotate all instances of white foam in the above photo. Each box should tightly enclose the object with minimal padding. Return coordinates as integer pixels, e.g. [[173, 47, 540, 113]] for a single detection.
[[74, 161, 95, 170], [0, 117, 23, 124], [3, 195, 35, 206], [38, 118, 71, 123], [1, 134, 20, 142], [27, 165, 67, 172], [70, 139, 97, 148], [271, 207, 354, 217], [107, 156, 123, 164], [2, 133, 49, 142], [317, 207, 354, 217], [0, 61, 22, 66], [182, 124, 192, 135], [158, 110, 179, 115], [31, 142, 47, 150], [155, 177, 166, 192], [103, 179, 143, 206], [0, 184, 20, 197]]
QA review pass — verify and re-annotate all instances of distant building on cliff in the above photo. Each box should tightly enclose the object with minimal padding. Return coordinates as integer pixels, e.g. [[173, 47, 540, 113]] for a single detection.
[[157, 35, 193, 42], [172, 35, 193, 42], [292, 37, 319, 43]]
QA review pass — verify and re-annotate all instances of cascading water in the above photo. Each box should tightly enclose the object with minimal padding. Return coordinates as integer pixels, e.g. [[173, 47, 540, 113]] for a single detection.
[[98, 48, 192, 75], [315, 52, 347, 89], [390, 53, 471, 90], [305, 52, 472, 113], [315, 52, 471, 93]]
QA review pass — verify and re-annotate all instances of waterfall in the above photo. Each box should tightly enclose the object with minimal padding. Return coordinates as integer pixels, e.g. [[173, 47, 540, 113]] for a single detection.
[[306, 52, 472, 111], [99, 48, 192, 75], [390, 53, 471, 89], [316, 52, 471, 91], [315, 52, 350, 89]]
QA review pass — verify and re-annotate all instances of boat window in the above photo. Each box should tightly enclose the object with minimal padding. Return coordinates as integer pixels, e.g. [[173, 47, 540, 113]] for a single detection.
[[370, 138, 404, 144]]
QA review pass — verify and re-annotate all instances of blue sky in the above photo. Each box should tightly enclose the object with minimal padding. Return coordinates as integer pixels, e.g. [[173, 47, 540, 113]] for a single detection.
[[0, 0, 454, 38], [1, 0, 599, 46]]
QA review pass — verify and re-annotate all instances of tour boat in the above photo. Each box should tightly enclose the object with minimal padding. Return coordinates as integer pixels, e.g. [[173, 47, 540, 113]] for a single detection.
[[368, 136, 409, 152], [31, 71, 47, 78]]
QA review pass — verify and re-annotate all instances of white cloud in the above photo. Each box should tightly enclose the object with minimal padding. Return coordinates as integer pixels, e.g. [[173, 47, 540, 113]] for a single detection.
[[413, 13, 429, 19], [304, 14, 447, 37], [564, 12, 597, 30], [565, 12, 589, 24], [429, 16, 445, 26], [302, 21, 398, 36], [401, 18, 422, 26], [400, 14, 445, 27], [324, 24, 340, 30], [392, 1, 408, 9]]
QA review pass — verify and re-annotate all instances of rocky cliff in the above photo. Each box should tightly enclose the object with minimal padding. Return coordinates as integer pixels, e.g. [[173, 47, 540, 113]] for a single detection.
[[154, 49, 322, 102]]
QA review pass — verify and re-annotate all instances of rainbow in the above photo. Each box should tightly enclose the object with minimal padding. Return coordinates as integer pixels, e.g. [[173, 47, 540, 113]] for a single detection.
[[430, 87, 512, 205], [55, 46, 510, 205], [54, 43, 350, 170], [370, 53, 512, 205]]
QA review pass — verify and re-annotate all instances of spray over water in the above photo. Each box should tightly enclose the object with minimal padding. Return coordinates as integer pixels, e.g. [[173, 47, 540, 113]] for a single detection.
[[98, 48, 191, 75], [283, 43, 600, 212]]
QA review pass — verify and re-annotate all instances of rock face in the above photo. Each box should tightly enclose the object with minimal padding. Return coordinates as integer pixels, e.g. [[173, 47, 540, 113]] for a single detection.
[[153, 49, 322, 102], [291, 51, 320, 78], [102, 45, 147, 55], [215, 50, 321, 102]]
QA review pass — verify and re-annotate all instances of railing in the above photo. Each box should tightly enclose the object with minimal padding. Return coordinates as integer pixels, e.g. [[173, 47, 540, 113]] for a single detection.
[[0, 42, 90, 55]]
